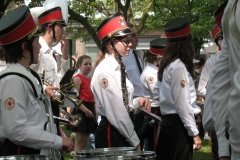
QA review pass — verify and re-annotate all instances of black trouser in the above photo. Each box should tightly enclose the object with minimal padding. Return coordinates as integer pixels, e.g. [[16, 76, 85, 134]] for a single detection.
[[137, 107, 161, 152], [95, 116, 131, 148], [157, 114, 193, 160], [1, 139, 40, 156], [130, 112, 145, 150], [211, 130, 219, 160], [51, 101, 60, 136]]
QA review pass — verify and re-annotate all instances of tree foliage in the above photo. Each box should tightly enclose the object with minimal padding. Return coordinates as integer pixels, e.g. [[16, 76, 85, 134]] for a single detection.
[[1, 0, 226, 55]]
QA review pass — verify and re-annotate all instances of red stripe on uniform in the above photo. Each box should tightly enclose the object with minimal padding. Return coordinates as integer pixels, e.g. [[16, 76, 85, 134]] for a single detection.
[[17, 145, 21, 155], [108, 122, 111, 147], [97, 16, 128, 40], [0, 15, 36, 45], [38, 10, 63, 25], [149, 47, 164, 56], [165, 25, 191, 39]]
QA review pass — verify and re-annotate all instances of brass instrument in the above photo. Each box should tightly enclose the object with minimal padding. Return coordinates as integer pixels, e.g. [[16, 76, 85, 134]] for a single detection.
[[60, 108, 82, 126], [44, 80, 83, 106], [44, 81, 83, 126]]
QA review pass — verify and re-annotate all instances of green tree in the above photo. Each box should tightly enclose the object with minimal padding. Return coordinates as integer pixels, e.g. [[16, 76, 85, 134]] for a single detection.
[[1, 0, 226, 55], [152, 0, 226, 58]]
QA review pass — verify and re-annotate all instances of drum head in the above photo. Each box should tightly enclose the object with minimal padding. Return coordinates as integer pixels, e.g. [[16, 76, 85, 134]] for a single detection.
[[76, 147, 135, 158], [113, 151, 156, 159], [0, 155, 49, 160]]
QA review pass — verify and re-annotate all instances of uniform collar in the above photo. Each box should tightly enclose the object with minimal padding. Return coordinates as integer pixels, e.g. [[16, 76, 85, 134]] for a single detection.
[[147, 63, 158, 70], [39, 36, 52, 54], [104, 53, 120, 71], [0, 60, 6, 66], [6, 63, 30, 71]]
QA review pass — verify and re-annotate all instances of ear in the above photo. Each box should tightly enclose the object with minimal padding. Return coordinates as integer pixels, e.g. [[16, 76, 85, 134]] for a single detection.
[[21, 42, 28, 53], [47, 23, 52, 33]]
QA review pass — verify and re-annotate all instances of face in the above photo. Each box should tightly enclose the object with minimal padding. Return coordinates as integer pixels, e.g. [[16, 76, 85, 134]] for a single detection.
[[53, 23, 65, 42], [217, 36, 223, 49], [113, 35, 133, 57], [129, 27, 139, 49], [32, 36, 41, 64], [80, 58, 92, 74]]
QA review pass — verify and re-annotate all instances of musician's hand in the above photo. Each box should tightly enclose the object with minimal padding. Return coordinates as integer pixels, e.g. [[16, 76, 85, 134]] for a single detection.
[[136, 144, 141, 151], [61, 36, 69, 60], [45, 86, 59, 101], [193, 135, 202, 151], [139, 97, 151, 113], [62, 137, 74, 153], [197, 96, 204, 102]]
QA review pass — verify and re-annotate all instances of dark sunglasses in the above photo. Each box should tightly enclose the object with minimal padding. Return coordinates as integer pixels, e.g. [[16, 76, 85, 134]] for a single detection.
[[120, 38, 133, 46]]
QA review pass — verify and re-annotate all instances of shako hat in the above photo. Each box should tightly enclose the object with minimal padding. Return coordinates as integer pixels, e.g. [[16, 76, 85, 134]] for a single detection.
[[214, 0, 228, 26], [38, 7, 67, 26], [164, 17, 191, 42], [0, 6, 41, 45], [97, 13, 131, 44], [149, 38, 167, 58], [212, 24, 222, 42]]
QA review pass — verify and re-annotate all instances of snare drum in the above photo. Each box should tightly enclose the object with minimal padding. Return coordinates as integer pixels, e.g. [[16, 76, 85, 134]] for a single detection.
[[113, 151, 156, 160], [105, 156, 141, 160], [76, 147, 135, 159], [0, 155, 50, 160]]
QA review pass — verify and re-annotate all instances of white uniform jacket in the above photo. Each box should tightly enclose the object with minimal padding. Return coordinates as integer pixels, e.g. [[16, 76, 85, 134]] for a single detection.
[[159, 59, 199, 137], [210, 0, 239, 158], [0, 63, 62, 150], [198, 53, 220, 95], [0, 60, 6, 143], [122, 49, 144, 98], [91, 54, 141, 147], [140, 63, 159, 107], [202, 53, 220, 132], [31, 36, 70, 87]]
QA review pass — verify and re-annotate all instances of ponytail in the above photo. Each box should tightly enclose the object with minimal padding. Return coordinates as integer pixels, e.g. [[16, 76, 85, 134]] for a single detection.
[[92, 45, 107, 74]]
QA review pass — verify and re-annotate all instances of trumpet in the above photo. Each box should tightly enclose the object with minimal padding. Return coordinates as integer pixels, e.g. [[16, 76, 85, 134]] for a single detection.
[[60, 108, 82, 126], [44, 81, 83, 107]]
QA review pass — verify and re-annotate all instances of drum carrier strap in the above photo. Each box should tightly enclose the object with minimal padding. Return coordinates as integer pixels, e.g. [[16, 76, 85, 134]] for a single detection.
[[0, 67, 43, 98]]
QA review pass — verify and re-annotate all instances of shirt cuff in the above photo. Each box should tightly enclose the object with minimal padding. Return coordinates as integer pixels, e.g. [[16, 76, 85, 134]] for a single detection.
[[127, 131, 140, 147], [218, 136, 230, 157], [53, 135, 62, 149]]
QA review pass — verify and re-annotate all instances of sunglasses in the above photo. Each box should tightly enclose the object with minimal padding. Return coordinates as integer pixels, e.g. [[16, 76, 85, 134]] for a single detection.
[[120, 38, 133, 46]]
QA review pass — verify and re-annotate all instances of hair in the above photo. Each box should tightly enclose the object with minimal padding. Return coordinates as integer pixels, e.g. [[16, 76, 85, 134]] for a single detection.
[[77, 55, 91, 67], [0, 46, 5, 60], [195, 57, 206, 69], [158, 38, 196, 81], [127, 22, 134, 28], [1, 36, 32, 63], [144, 50, 158, 64]]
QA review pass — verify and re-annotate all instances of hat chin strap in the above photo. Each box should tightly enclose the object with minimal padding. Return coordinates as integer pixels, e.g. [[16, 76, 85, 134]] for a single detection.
[[28, 39, 34, 65], [51, 22, 57, 44], [110, 40, 122, 60]]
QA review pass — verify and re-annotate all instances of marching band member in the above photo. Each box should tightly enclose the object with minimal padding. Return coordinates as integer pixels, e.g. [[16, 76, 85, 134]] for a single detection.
[[30, 6, 71, 135], [198, 24, 223, 99], [139, 38, 166, 152], [157, 17, 202, 160], [0, 6, 74, 156], [121, 23, 145, 149], [201, 3, 227, 159], [91, 13, 150, 149], [210, 0, 240, 159]]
